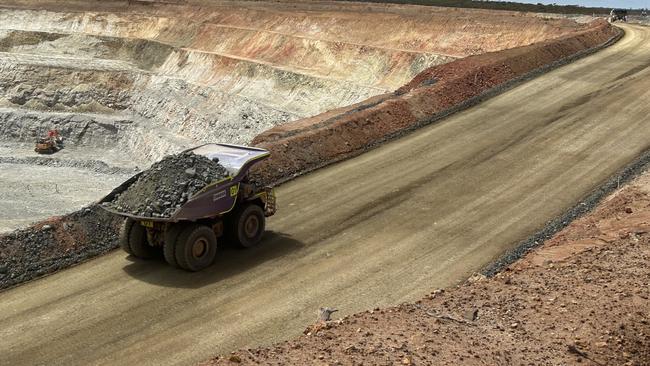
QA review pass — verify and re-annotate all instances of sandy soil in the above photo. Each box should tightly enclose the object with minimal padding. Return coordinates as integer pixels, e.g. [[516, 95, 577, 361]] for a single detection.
[[205, 169, 650, 366]]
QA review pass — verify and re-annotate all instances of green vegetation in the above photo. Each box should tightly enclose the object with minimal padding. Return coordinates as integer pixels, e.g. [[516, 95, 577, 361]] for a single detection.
[[336, 0, 643, 15]]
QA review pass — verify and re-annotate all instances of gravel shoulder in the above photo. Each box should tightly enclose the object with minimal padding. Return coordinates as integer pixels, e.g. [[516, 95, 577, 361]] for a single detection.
[[0, 141, 137, 233], [205, 169, 650, 366]]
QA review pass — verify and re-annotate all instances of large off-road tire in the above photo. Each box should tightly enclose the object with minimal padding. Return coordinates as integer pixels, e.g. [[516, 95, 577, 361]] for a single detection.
[[163, 223, 184, 268], [119, 218, 136, 255], [230, 203, 265, 248], [119, 218, 156, 259], [174, 224, 217, 271]]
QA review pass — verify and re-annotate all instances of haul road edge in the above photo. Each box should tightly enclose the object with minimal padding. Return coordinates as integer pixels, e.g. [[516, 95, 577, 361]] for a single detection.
[[99, 143, 277, 271]]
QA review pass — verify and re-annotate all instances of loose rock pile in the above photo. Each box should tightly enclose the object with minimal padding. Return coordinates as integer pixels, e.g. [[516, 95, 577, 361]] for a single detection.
[[0, 205, 122, 291], [106, 152, 229, 217]]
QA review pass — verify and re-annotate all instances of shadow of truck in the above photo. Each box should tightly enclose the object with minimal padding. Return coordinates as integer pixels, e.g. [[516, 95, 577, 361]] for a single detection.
[[121, 231, 304, 288]]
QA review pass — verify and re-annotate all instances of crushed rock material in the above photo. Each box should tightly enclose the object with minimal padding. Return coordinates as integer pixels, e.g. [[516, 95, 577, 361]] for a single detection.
[[0, 205, 121, 291], [0, 156, 136, 175], [106, 151, 228, 218]]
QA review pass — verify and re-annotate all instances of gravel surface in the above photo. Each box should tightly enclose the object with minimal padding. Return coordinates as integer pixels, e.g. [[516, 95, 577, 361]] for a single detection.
[[106, 151, 228, 217], [0, 156, 137, 175], [0, 162, 131, 233], [206, 171, 650, 366], [483, 147, 650, 276]]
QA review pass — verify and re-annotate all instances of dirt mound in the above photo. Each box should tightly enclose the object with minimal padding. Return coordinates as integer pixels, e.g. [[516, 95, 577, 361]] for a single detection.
[[106, 152, 228, 218], [204, 170, 650, 366]]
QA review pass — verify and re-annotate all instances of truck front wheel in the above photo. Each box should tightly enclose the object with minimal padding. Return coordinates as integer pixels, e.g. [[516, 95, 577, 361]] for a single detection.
[[119, 218, 156, 259], [232, 203, 265, 248], [174, 224, 217, 271]]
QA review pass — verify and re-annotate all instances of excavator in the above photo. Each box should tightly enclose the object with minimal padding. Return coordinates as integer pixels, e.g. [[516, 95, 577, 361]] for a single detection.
[[34, 129, 64, 154]]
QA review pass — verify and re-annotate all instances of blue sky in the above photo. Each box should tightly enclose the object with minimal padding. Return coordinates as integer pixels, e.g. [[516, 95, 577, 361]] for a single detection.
[[515, 0, 648, 8]]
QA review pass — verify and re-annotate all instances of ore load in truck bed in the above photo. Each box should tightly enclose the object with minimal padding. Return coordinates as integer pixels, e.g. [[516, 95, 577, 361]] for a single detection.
[[104, 152, 229, 218]]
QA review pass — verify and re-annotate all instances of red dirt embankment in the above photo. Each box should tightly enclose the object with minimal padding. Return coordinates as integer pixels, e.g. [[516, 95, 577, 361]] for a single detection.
[[204, 168, 650, 366], [251, 19, 621, 185]]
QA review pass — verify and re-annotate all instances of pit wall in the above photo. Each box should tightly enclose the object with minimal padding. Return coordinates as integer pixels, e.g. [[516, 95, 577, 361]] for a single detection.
[[0, 4, 586, 58], [0, 108, 191, 166], [0, 61, 134, 112], [0, 29, 174, 71], [250, 19, 621, 185], [0, 4, 591, 153], [0, 109, 128, 145]]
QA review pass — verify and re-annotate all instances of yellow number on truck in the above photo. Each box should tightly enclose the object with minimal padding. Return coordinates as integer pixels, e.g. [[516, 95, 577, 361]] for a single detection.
[[140, 220, 154, 228], [230, 185, 239, 197]]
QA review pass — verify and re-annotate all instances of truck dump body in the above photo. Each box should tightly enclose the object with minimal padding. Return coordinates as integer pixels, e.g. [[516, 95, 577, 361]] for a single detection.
[[99, 143, 272, 222]]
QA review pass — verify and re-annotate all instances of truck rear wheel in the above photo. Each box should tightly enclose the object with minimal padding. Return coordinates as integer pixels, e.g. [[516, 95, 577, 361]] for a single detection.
[[118, 218, 135, 255], [119, 218, 156, 259], [174, 224, 217, 271], [163, 223, 184, 268], [231, 203, 265, 248]]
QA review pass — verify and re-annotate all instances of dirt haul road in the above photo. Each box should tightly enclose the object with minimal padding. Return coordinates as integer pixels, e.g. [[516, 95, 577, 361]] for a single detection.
[[1, 24, 650, 366]]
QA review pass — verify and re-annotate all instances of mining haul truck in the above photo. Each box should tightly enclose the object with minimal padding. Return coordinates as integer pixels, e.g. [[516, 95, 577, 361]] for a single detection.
[[100, 143, 276, 271], [610, 9, 628, 22]]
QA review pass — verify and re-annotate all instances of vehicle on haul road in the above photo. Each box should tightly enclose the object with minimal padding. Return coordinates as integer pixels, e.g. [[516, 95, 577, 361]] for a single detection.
[[609, 9, 628, 22], [100, 143, 277, 271]]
